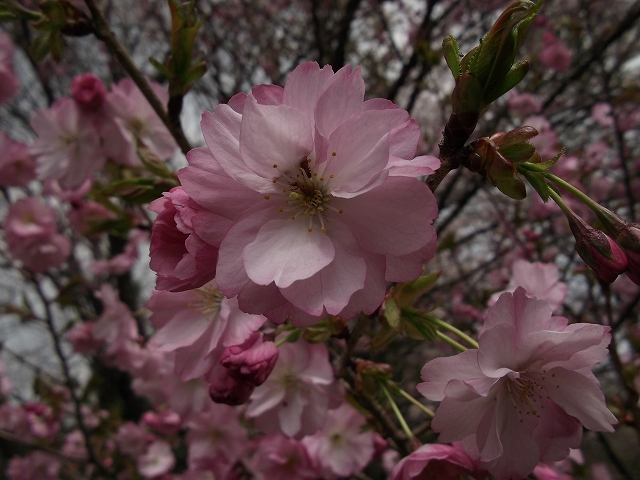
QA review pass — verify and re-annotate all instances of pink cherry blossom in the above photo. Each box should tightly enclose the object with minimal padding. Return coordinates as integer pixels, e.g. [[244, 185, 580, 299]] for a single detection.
[[248, 433, 318, 480], [186, 404, 248, 478], [508, 90, 542, 117], [148, 185, 220, 292], [175, 61, 439, 326], [70, 73, 108, 111], [114, 421, 149, 457], [91, 229, 147, 276], [417, 288, 617, 480], [30, 97, 106, 189], [0, 31, 19, 105], [142, 410, 182, 436], [137, 440, 176, 478], [3, 197, 71, 273], [103, 78, 177, 166], [147, 281, 266, 381], [391, 443, 483, 480], [68, 200, 118, 237], [219, 332, 279, 386], [538, 32, 572, 72], [6, 451, 61, 480], [488, 259, 567, 312], [246, 339, 343, 438], [591, 103, 614, 127], [302, 402, 376, 478], [0, 133, 36, 187]]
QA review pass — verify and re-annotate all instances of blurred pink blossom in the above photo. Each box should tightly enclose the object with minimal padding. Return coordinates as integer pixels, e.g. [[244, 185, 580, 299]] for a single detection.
[[0, 133, 36, 187], [302, 402, 376, 478], [0, 31, 19, 104], [538, 32, 572, 72], [488, 259, 567, 312], [248, 433, 318, 480], [70, 73, 108, 111], [391, 443, 483, 480], [246, 339, 343, 438], [137, 439, 175, 478], [508, 90, 542, 117], [6, 451, 61, 480], [30, 97, 106, 189], [591, 103, 614, 127], [418, 288, 616, 480]]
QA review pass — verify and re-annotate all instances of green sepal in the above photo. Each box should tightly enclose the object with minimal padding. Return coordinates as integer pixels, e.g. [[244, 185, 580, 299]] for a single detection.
[[519, 167, 550, 202], [495, 174, 527, 200], [371, 319, 400, 353], [520, 148, 565, 172], [401, 308, 438, 341], [499, 142, 536, 164], [136, 140, 178, 180], [149, 56, 171, 78], [451, 73, 484, 114], [395, 272, 441, 308], [384, 298, 401, 328], [284, 328, 304, 344], [442, 35, 461, 79], [483, 60, 529, 105]]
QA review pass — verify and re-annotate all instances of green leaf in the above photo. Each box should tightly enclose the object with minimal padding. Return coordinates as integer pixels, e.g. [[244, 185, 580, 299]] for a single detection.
[[384, 298, 401, 328], [149, 56, 172, 79], [483, 60, 529, 105], [498, 141, 535, 164], [442, 35, 461, 79], [520, 168, 550, 202], [395, 272, 441, 308], [495, 174, 527, 200]]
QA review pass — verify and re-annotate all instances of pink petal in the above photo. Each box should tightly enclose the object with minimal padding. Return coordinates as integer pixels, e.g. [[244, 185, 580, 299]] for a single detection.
[[417, 350, 483, 401], [283, 61, 334, 123], [243, 218, 335, 288], [314, 65, 365, 138]]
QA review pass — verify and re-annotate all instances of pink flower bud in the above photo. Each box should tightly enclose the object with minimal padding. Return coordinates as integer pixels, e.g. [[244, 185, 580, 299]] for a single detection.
[[220, 333, 279, 387], [569, 214, 628, 283], [614, 224, 640, 285], [208, 371, 254, 406], [70, 73, 107, 111]]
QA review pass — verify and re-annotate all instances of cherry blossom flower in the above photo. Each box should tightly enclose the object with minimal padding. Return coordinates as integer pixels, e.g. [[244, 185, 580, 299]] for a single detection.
[[137, 440, 176, 478], [6, 451, 61, 480], [115, 421, 150, 457], [147, 281, 266, 381], [0, 31, 19, 105], [302, 402, 376, 478], [538, 32, 572, 72], [248, 433, 318, 480], [3, 197, 71, 273], [70, 73, 108, 112], [148, 186, 220, 292], [30, 97, 106, 189], [176, 61, 439, 326], [488, 259, 567, 312], [103, 78, 177, 166], [246, 339, 343, 438], [0, 133, 36, 187], [508, 90, 542, 117], [391, 443, 484, 480], [219, 332, 279, 386], [417, 288, 617, 480], [186, 404, 248, 478]]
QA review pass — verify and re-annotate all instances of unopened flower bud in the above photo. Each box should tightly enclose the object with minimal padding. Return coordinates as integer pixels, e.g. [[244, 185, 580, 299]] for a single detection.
[[208, 371, 254, 406], [219, 333, 279, 387], [613, 223, 640, 285], [70, 73, 107, 111], [568, 213, 628, 283]]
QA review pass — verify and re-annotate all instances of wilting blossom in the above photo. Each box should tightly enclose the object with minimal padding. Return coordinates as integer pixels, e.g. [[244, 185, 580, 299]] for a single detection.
[[0, 133, 36, 187], [418, 288, 617, 480], [538, 32, 572, 72], [149, 186, 219, 292], [302, 402, 376, 478], [3, 197, 71, 273], [488, 259, 567, 312], [103, 78, 177, 166], [0, 31, 19, 105], [30, 97, 106, 189], [246, 339, 343, 438], [391, 443, 484, 480], [147, 281, 266, 381], [176, 61, 439, 326], [249, 433, 318, 480]]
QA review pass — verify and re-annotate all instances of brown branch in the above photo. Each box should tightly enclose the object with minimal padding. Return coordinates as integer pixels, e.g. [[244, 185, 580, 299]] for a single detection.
[[83, 0, 192, 155]]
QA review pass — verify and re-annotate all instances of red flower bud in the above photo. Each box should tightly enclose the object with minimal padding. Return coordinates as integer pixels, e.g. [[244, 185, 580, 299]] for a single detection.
[[208, 371, 254, 406], [220, 333, 279, 387]]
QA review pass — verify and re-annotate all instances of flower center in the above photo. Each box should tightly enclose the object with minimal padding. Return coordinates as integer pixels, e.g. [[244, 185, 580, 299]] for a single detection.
[[188, 285, 224, 319], [505, 371, 547, 420], [269, 157, 342, 233]]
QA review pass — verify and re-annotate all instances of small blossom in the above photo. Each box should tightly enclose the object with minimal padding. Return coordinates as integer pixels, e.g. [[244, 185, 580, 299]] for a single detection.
[[417, 288, 617, 480], [137, 440, 176, 478], [508, 90, 542, 117], [30, 97, 106, 189], [0, 133, 36, 187], [249, 433, 318, 480], [538, 32, 572, 72], [302, 403, 376, 478], [247, 339, 343, 438], [6, 451, 61, 480]]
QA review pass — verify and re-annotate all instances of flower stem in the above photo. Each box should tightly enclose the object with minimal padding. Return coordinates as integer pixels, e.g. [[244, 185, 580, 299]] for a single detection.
[[425, 315, 479, 349], [274, 329, 302, 347], [547, 188, 573, 217], [380, 383, 414, 440], [398, 389, 434, 418], [546, 172, 601, 212], [435, 331, 467, 352]]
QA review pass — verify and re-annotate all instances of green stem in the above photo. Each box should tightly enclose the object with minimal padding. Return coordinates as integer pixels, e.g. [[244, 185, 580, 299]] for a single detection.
[[398, 389, 434, 418], [546, 172, 601, 212], [547, 188, 573, 217], [425, 315, 479, 348], [435, 331, 467, 352], [380, 383, 414, 440], [274, 329, 301, 347]]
